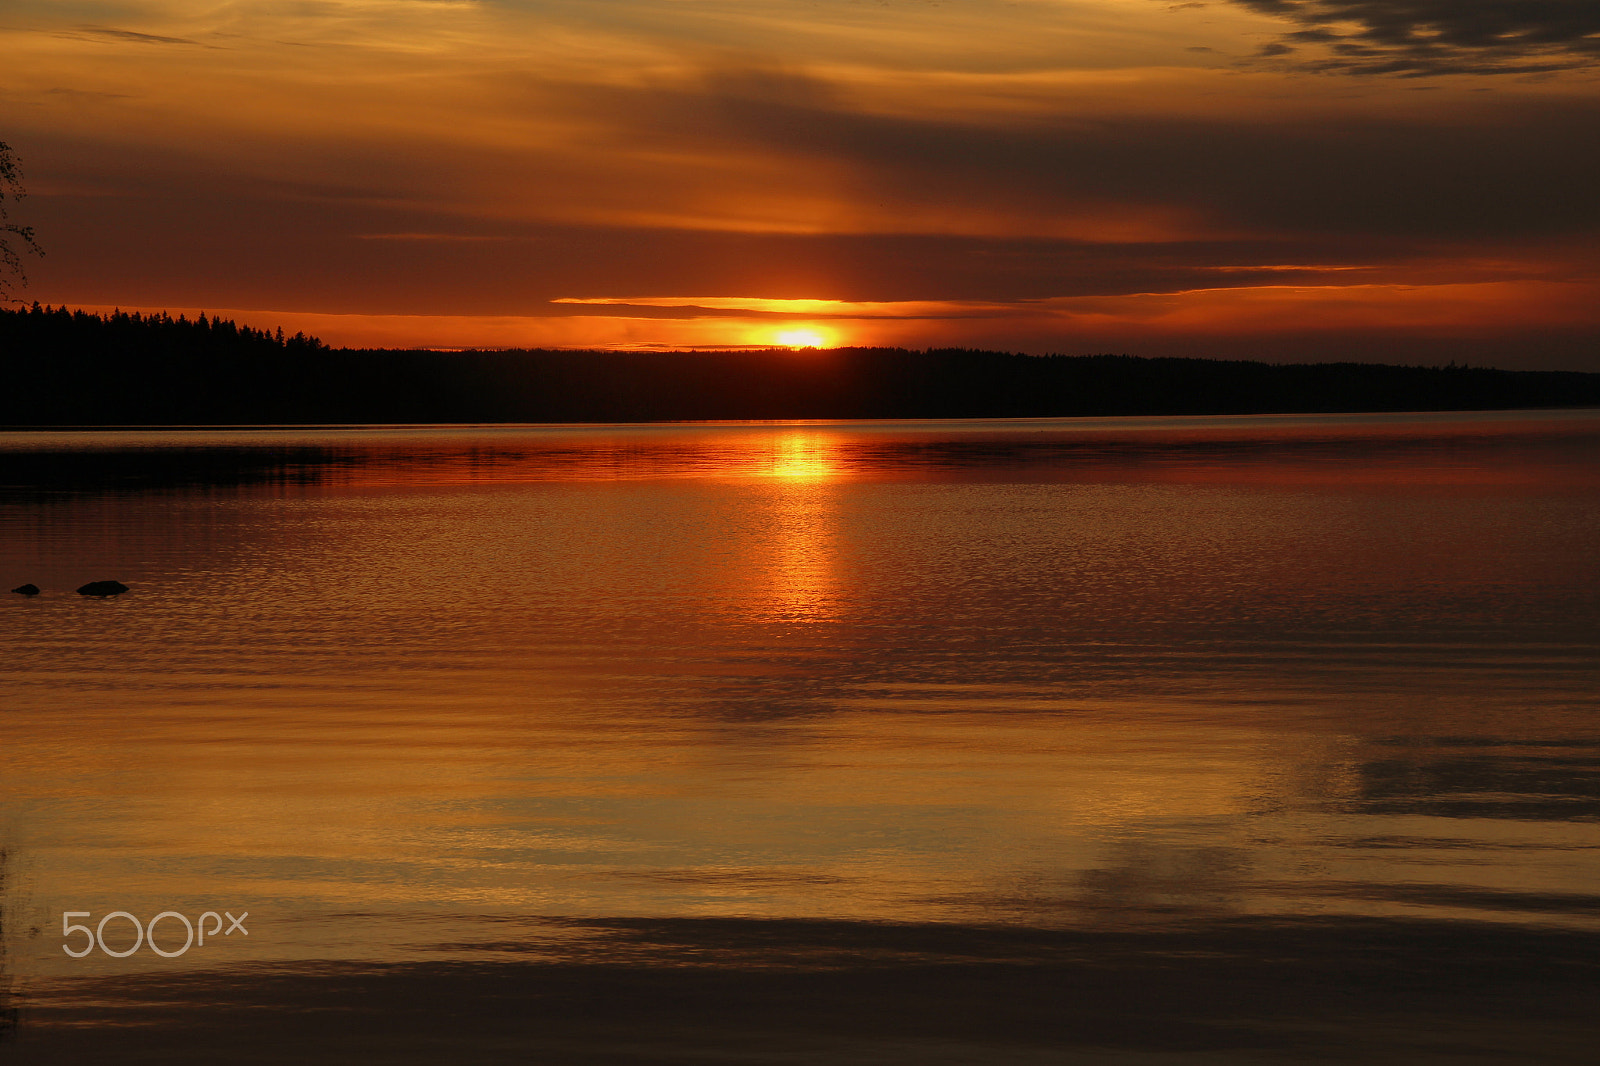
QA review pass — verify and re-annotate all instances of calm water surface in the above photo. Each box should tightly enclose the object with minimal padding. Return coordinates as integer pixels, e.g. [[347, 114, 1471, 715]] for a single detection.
[[2, 410, 1597, 1063]]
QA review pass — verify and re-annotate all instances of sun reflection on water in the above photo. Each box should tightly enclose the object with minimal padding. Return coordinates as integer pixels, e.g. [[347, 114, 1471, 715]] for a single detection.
[[763, 432, 841, 481], [752, 432, 841, 621]]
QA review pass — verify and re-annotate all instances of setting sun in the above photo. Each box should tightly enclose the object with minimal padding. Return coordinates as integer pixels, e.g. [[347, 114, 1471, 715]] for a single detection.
[[774, 328, 833, 349]]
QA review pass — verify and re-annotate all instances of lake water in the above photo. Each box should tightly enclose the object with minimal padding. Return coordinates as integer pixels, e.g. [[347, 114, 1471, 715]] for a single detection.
[[2, 410, 1598, 1064]]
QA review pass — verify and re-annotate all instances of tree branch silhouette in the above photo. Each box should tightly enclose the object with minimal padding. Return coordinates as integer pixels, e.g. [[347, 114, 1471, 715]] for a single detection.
[[1, 141, 43, 304]]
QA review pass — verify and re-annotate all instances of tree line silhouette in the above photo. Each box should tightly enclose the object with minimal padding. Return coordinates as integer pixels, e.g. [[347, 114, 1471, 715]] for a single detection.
[[3, 303, 1597, 424]]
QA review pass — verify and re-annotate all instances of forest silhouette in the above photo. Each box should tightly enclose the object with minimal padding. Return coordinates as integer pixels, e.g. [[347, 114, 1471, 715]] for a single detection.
[[3, 304, 1598, 425]]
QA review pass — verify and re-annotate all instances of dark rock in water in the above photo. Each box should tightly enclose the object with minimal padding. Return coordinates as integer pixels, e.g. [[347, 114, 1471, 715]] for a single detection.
[[11, 583, 40, 596], [76, 580, 130, 597]]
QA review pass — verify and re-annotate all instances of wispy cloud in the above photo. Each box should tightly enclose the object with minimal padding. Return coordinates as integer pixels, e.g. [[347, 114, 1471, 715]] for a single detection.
[[355, 232, 515, 241], [552, 296, 1018, 319], [58, 25, 199, 46]]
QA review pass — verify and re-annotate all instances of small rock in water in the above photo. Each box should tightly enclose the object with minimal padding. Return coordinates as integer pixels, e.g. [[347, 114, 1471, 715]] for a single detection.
[[76, 580, 130, 597], [11, 583, 40, 596]]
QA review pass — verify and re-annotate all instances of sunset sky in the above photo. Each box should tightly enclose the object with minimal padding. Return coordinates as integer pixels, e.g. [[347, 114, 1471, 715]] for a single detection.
[[3, 0, 1598, 365]]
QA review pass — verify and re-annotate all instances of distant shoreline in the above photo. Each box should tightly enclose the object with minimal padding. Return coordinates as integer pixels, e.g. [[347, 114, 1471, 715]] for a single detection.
[[6, 305, 1599, 425], [5, 406, 1600, 435]]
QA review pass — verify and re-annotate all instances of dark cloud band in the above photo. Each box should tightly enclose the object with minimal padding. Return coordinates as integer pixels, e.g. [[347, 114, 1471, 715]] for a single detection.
[[1232, 0, 1600, 75]]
